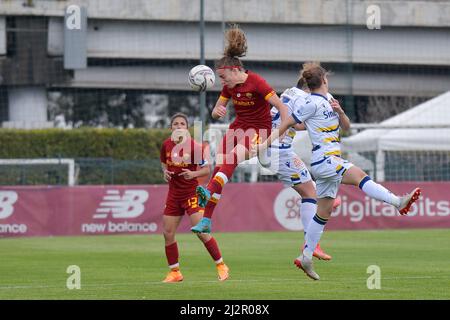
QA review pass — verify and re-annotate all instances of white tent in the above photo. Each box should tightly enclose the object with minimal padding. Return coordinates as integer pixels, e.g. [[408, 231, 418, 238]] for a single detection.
[[342, 91, 450, 181]]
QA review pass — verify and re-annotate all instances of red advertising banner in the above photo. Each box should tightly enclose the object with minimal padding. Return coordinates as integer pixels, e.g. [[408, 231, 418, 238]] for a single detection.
[[0, 182, 449, 238]]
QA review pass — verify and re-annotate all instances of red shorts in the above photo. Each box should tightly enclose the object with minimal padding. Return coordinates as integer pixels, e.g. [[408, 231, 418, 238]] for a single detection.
[[217, 126, 271, 165], [163, 191, 204, 217]]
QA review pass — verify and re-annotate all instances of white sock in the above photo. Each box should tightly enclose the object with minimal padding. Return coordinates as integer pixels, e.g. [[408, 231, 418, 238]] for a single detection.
[[300, 198, 317, 239], [359, 176, 401, 207], [303, 214, 328, 259]]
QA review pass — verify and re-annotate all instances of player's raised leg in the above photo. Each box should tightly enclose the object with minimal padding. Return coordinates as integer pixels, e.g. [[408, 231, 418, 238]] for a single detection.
[[342, 166, 421, 215], [192, 137, 249, 234]]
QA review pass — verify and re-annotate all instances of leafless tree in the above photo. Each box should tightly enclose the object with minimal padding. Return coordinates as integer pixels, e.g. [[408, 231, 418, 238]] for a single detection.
[[361, 96, 428, 123]]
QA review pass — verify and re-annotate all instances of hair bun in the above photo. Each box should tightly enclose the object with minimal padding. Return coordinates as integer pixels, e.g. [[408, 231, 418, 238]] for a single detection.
[[224, 25, 247, 58]]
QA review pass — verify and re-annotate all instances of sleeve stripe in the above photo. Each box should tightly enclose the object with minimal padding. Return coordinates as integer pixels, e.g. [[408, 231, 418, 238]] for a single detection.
[[264, 91, 276, 100], [292, 113, 302, 124], [219, 95, 229, 101]]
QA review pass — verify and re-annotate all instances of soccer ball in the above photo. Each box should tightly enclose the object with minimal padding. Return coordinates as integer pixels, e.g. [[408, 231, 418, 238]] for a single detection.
[[188, 65, 215, 92]]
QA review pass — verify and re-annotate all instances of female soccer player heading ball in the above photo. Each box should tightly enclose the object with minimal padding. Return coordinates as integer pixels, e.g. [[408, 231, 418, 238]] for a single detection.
[[191, 25, 290, 234], [160, 113, 229, 282]]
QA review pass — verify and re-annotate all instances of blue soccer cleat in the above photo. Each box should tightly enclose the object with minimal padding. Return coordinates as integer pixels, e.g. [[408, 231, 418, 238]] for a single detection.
[[191, 217, 212, 234], [196, 186, 211, 208]]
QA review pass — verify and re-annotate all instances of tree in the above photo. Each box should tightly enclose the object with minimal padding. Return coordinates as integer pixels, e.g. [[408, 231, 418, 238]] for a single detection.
[[357, 95, 428, 123], [48, 89, 148, 128]]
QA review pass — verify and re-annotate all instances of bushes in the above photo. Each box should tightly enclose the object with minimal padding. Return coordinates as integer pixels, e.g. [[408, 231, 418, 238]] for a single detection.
[[0, 128, 170, 159], [0, 128, 171, 185]]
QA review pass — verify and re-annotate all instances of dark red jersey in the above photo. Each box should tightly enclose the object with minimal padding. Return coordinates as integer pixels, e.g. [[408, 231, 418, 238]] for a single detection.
[[220, 71, 274, 131], [160, 137, 206, 198]]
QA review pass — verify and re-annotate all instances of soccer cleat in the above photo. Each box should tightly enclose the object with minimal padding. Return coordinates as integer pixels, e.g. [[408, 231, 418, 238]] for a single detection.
[[190, 217, 212, 234], [196, 186, 211, 208], [398, 188, 421, 215], [294, 255, 320, 281], [302, 243, 332, 261], [162, 269, 184, 283], [216, 262, 230, 281], [313, 243, 332, 261]]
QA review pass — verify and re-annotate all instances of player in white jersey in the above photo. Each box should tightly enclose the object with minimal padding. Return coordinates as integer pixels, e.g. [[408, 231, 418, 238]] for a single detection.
[[258, 62, 421, 281], [260, 82, 333, 260]]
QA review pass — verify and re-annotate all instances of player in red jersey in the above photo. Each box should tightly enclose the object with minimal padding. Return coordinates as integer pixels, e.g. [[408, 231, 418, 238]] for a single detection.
[[161, 113, 229, 283], [191, 25, 290, 234]]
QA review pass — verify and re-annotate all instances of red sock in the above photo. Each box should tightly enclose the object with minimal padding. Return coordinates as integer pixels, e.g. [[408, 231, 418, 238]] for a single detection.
[[165, 242, 179, 267], [203, 163, 238, 218], [204, 237, 222, 262], [210, 166, 220, 179]]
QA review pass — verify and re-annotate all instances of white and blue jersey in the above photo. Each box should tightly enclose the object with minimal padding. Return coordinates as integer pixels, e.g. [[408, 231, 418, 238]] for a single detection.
[[259, 87, 312, 186], [291, 93, 341, 165], [291, 92, 353, 198], [270, 87, 308, 148]]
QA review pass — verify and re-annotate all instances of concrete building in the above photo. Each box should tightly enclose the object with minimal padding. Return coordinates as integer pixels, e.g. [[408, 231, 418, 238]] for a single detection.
[[0, 0, 449, 127]]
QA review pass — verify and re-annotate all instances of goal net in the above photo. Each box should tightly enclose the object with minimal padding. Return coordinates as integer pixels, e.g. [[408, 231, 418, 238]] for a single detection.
[[0, 159, 76, 186]]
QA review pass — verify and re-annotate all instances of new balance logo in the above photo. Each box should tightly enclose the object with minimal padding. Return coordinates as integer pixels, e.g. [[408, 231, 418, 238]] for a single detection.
[[94, 190, 149, 219], [0, 191, 18, 219]]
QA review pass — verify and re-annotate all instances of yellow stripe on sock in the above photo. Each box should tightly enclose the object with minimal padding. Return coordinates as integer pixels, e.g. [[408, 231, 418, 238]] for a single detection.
[[209, 197, 219, 204], [214, 175, 225, 187]]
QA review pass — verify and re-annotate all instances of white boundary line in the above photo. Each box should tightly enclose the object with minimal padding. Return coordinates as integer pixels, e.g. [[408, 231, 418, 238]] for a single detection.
[[0, 275, 448, 290]]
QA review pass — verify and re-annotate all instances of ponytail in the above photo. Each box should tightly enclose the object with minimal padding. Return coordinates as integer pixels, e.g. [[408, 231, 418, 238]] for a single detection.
[[301, 62, 328, 91], [215, 25, 247, 70]]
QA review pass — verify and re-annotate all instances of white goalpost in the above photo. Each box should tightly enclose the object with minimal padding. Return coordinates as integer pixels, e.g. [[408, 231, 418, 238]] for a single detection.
[[0, 159, 76, 186]]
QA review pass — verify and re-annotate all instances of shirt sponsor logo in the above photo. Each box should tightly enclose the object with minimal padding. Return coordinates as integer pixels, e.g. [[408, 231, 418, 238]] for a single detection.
[[233, 99, 255, 106]]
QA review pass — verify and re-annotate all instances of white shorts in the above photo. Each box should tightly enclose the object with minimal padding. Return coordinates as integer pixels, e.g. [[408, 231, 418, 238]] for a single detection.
[[310, 155, 354, 198], [259, 146, 312, 187]]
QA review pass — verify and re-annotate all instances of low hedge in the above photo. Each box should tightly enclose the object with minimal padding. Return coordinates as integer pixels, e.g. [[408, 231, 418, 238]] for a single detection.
[[0, 128, 171, 159], [0, 128, 173, 185]]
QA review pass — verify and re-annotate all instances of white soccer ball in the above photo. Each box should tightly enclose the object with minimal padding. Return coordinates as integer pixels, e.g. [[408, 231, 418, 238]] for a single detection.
[[188, 65, 215, 92]]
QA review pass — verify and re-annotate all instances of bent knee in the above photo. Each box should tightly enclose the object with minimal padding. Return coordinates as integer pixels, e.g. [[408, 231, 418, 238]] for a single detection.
[[196, 233, 211, 243], [163, 229, 176, 241], [294, 183, 316, 199]]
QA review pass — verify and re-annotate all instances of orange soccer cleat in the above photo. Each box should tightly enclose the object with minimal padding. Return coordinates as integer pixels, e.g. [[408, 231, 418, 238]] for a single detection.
[[313, 243, 332, 261], [302, 243, 332, 261], [162, 269, 184, 283], [216, 262, 230, 282]]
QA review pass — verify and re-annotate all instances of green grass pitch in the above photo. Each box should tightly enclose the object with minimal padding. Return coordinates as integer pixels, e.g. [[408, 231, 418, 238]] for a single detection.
[[0, 229, 449, 299]]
